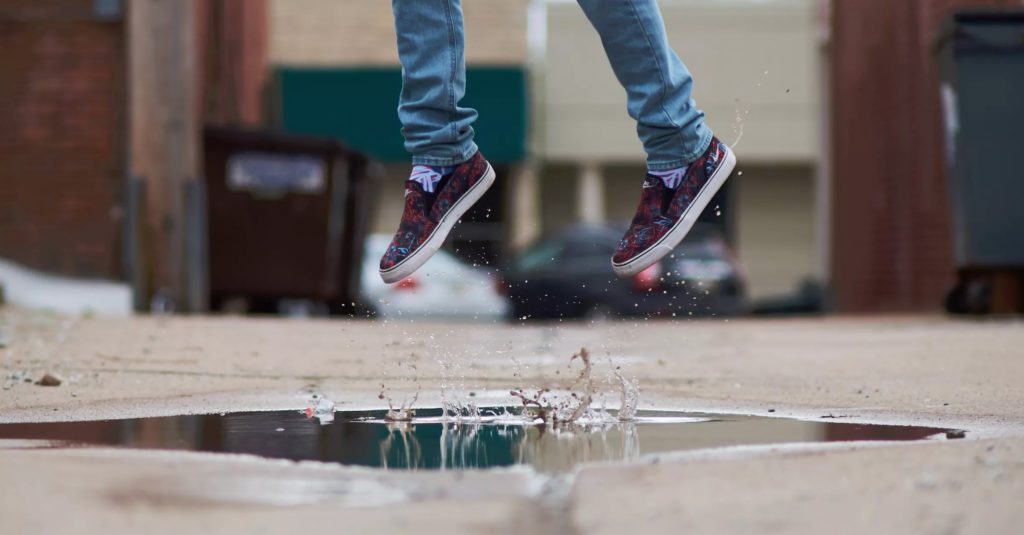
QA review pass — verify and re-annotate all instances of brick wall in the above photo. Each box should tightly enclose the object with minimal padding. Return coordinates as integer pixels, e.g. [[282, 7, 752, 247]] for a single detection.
[[197, 0, 269, 125], [0, 4, 125, 279], [829, 0, 1018, 312]]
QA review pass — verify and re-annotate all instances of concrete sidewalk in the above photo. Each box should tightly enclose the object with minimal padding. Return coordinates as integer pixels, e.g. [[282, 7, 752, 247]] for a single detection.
[[1, 309, 1022, 533]]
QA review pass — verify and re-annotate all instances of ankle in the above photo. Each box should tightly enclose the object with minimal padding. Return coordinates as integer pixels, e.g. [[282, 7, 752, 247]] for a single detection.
[[648, 165, 689, 189]]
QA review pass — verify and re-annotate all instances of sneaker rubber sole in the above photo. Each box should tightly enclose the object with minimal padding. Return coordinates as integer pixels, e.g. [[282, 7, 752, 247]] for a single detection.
[[612, 146, 737, 278], [379, 163, 496, 284]]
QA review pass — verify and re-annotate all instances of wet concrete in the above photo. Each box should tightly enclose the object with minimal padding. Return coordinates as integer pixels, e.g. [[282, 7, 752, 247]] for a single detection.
[[0, 409, 950, 472], [1, 309, 1022, 534]]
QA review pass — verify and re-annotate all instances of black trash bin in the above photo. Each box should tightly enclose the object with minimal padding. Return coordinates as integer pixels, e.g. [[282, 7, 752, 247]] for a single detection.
[[203, 127, 378, 314], [935, 10, 1024, 313]]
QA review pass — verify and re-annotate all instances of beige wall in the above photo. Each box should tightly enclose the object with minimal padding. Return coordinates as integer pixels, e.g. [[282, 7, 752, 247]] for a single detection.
[[538, 164, 582, 236], [269, 0, 529, 66], [541, 0, 821, 164], [733, 166, 817, 300]]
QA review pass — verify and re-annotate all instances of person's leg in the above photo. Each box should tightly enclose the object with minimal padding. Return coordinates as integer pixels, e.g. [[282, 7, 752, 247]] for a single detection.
[[380, 0, 496, 283], [576, 0, 712, 169], [577, 0, 736, 278], [392, 0, 478, 166]]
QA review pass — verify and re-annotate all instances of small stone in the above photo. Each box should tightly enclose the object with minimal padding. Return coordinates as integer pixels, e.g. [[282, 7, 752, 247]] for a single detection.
[[767, 409, 776, 413], [36, 373, 63, 387]]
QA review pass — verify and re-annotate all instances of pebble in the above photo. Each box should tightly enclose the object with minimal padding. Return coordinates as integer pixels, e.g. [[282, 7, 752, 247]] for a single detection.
[[36, 373, 63, 387]]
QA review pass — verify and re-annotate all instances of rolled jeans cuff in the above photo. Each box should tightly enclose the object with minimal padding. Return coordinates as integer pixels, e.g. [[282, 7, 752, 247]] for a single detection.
[[410, 142, 479, 167], [646, 127, 714, 171]]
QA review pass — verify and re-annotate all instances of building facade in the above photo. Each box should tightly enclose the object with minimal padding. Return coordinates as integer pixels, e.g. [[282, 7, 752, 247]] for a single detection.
[[268, 0, 825, 302], [6, 0, 1005, 312]]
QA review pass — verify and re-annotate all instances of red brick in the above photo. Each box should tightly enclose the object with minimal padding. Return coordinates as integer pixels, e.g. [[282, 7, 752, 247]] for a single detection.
[[0, 16, 125, 279], [829, 0, 1017, 312]]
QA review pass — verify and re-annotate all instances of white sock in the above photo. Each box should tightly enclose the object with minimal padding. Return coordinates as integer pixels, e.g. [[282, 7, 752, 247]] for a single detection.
[[648, 165, 689, 189], [409, 165, 455, 193]]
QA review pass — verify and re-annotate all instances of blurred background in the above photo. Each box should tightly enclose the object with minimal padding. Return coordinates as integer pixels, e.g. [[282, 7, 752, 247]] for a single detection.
[[1, 0, 1022, 320]]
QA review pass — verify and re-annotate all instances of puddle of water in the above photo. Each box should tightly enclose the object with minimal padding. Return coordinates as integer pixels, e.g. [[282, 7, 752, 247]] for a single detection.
[[0, 409, 951, 473]]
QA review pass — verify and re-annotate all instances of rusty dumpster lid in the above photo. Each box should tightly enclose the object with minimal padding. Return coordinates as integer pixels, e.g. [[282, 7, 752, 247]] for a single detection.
[[204, 126, 363, 159]]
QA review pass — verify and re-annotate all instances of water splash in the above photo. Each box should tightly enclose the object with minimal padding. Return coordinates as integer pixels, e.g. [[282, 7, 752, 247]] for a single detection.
[[382, 386, 418, 422], [566, 348, 595, 421], [304, 394, 335, 425], [378, 350, 424, 422], [509, 347, 639, 426], [615, 372, 640, 422], [731, 98, 746, 149]]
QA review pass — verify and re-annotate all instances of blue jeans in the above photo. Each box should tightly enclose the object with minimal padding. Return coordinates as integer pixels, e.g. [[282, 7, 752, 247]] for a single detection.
[[391, 0, 712, 170]]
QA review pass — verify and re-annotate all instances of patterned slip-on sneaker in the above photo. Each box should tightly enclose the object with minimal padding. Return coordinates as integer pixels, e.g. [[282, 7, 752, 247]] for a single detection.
[[612, 137, 736, 278], [379, 151, 495, 284]]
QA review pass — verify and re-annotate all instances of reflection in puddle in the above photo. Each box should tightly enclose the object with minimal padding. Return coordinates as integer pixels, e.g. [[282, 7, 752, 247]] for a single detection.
[[513, 423, 641, 473], [0, 409, 952, 473]]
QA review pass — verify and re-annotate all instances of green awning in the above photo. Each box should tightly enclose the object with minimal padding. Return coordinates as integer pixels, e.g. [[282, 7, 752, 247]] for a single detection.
[[274, 66, 527, 163]]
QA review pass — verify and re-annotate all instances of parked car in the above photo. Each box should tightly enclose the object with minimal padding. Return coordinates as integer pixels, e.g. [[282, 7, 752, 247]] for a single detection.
[[502, 224, 748, 320], [361, 235, 509, 320]]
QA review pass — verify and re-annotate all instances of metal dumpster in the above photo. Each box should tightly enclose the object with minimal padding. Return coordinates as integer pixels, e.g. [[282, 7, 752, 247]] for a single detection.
[[203, 127, 377, 314], [935, 10, 1024, 313]]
